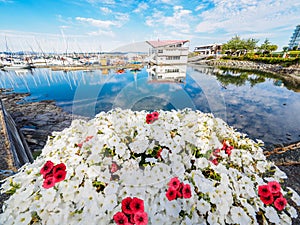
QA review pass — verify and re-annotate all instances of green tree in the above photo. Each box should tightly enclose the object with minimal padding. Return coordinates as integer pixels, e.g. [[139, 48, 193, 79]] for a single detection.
[[222, 36, 258, 56], [259, 39, 278, 55]]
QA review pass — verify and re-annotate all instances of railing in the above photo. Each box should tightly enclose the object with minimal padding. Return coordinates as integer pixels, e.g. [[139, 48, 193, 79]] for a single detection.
[[0, 99, 33, 169]]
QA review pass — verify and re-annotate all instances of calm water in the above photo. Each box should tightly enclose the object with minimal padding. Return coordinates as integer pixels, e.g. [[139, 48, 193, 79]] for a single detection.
[[0, 65, 299, 148]]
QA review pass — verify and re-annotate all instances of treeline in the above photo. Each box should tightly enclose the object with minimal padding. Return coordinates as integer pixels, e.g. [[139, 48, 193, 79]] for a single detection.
[[221, 36, 300, 66]]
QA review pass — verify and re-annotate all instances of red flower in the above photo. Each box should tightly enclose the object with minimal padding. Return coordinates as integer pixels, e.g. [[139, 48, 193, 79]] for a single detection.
[[156, 148, 163, 159], [53, 163, 66, 174], [77, 142, 83, 148], [111, 162, 119, 173], [274, 196, 287, 211], [42, 176, 55, 189], [53, 170, 67, 183], [225, 148, 232, 156], [121, 197, 133, 215], [152, 111, 159, 120], [40, 161, 54, 176], [182, 184, 192, 199], [166, 187, 177, 201], [258, 185, 272, 197], [146, 113, 153, 121], [133, 211, 148, 225], [168, 177, 180, 190], [213, 149, 220, 157], [210, 158, 219, 165], [85, 135, 94, 142], [259, 193, 274, 205], [130, 197, 144, 214], [267, 181, 281, 194], [113, 212, 129, 225]]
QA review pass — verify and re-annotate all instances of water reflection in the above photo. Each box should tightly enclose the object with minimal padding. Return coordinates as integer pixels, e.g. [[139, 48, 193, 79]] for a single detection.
[[147, 65, 186, 84], [0, 66, 299, 147]]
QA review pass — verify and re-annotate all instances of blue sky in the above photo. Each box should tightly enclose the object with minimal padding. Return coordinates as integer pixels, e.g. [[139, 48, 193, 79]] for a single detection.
[[0, 0, 299, 52]]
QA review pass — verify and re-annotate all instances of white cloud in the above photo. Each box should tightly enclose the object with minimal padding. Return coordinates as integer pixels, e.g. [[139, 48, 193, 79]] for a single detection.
[[88, 29, 115, 37], [100, 7, 112, 14], [86, 0, 115, 5], [195, 0, 300, 35], [76, 17, 116, 29], [145, 6, 192, 31], [133, 2, 149, 13]]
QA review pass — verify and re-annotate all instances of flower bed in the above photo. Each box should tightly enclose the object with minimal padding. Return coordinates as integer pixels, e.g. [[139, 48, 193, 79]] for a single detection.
[[0, 109, 299, 224]]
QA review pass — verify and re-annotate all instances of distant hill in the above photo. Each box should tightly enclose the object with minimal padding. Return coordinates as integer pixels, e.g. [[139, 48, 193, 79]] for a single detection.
[[110, 41, 150, 54]]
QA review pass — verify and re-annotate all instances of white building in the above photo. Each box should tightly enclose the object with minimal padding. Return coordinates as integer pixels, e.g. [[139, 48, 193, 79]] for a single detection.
[[193, 44, 222, 56], [146, 40, 189, 65]]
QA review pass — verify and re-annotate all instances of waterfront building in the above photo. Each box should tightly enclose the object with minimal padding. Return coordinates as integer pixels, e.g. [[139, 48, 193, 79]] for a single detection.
[[193, 43, 223, 56], [146, 40, 189, 65], [288, 25, 300, 50]]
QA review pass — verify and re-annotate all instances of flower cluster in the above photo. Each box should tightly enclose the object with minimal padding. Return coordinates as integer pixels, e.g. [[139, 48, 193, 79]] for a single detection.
[[145, 111, 159, 124], [0, 109, 299, 225], [166, 177, 192, 201], [258, 181, 287, 211], [210, 140, 233, 165], [40, 161, 67, 189], [113, 197, 148, 225]]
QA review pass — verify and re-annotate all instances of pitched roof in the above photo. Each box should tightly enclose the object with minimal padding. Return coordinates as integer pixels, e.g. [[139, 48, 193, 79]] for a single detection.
[[146, 40, 189, 48]]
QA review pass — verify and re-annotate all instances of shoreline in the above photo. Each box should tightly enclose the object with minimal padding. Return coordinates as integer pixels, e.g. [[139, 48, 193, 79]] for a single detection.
[[198, 59, 300, 81]]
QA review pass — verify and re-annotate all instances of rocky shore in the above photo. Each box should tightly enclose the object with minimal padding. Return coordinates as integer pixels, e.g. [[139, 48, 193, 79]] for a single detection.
[[0, 89, 87, 154], [204, 59, 300, 79]]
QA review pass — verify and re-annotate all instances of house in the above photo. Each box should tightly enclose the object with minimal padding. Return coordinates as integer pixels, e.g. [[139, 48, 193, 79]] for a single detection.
[[193, 44, 222, 56], [146, 40, 189, 65]]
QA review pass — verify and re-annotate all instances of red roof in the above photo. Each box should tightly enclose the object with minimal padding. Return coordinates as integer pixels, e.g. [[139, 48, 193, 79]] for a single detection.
[[146, 40, 189, 48]]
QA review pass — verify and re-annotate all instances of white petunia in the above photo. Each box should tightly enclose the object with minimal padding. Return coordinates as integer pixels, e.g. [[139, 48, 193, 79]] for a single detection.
[[197, 198, 211, 214], [265, 206, 280, 224], [230, 206, 251, 225]]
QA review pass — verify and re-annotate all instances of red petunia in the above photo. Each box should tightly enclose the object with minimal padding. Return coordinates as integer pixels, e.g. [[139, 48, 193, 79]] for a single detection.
[[152, 111, 159, 120], [274, 196, 287, 211], [42, 176, 56, 189], [258, 185, 272, 197], [85, 135, 94, 142], [146, 113, 153, 121], [210, 158, 219, 165], [213, 148, 220, 157], [111, 162, 119, 173], [52, 163, 66, 174], [121, 197, 133, 215], [40, 161, 54, 176], [133, 211, 148, 225], [166, 187, 177, 201], [267, 181, 281, 194], [53, 170, 67, 183], [113, 212, 129, 225], [182, 184, 192, 199], [225, 148, 232, 156], [168, 177, 180, 190], [259, 193, 274, 205], [130, 197, 144, 214]]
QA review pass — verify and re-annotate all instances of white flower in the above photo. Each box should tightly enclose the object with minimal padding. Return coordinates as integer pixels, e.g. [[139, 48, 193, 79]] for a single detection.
[[197, 198, 211, 214], [265, 206, 280, 224], [230, 206, 251, 225], [165, 200, 181, 217], [288, 187, 300, 206]]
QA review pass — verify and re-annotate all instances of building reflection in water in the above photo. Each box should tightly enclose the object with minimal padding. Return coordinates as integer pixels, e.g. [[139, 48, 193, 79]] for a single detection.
[[147, 64, 187, 84]]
